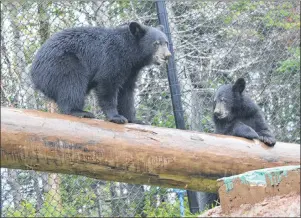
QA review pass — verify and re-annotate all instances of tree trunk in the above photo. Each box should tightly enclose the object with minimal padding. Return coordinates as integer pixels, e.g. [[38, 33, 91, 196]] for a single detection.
[[110, 182, 120, 217], [1, 107, 300, 193], [29, 171, 43, 216], [7, 169, 22, 210], [47, 173, 62, 212]]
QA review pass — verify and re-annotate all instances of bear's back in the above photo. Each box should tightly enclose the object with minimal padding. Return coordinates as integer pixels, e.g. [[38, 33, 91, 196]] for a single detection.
[[35, 26, 125, 58]]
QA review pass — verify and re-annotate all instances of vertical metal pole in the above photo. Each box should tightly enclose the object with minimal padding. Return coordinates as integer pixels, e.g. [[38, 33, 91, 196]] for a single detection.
[[155, 0, 185, 130], [155, 1, 202, 214]]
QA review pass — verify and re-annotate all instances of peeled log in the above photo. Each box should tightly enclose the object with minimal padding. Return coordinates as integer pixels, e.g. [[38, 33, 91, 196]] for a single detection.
[[1, 107, 300, 193]]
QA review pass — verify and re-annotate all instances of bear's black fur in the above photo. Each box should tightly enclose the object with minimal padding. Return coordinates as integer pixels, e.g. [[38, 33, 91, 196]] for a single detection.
[[30, 22, 171, 124], [213, 78, 276, 146]]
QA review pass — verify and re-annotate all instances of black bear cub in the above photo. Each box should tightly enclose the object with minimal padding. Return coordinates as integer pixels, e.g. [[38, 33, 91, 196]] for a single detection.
[[213, 78, 276, 146], [30, 22, 171, 124]]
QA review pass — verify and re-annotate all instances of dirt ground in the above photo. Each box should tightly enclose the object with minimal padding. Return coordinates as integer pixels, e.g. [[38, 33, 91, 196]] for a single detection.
[[200, 193, 300, 217]]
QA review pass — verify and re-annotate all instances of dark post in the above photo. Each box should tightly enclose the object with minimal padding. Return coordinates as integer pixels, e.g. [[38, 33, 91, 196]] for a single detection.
[[155, 0, 211, 214], [155, 0, 185, 130]]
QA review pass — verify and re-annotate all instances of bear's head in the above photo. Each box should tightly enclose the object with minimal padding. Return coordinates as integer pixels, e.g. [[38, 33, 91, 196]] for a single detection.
[[129, 22, 172, 65], [213, 78, 246, 121]]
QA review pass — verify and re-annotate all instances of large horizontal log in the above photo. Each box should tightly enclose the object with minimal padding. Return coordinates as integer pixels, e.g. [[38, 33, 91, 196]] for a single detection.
[[1, 107, 300, 192]]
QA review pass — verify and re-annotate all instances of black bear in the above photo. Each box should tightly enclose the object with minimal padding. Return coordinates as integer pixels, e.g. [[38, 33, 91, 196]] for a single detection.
[[30, 22, 171, 124], [213, 78, 276, 146]]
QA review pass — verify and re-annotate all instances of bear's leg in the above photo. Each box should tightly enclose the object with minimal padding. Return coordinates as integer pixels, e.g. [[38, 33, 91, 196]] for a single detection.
[[117, 81, 146, 125], [56, 75, 95, 118], [253, 114, 276, 146], [232, 122, 260, 140], [95, 85, 128, 124]]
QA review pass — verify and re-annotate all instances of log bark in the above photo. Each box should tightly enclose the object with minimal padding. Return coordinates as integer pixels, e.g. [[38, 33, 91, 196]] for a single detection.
[[1, 107, 300, 192]]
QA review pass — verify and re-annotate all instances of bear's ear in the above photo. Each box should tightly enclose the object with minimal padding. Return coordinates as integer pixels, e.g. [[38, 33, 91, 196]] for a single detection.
[[232, 78, 246, 93], [157, 25, 164, 32], [129, 22, 146, 39]]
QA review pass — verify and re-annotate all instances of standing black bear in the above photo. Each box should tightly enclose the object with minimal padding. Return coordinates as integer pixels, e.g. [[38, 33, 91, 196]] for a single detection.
[[30, 22, 171, 124], [213, 78, 276, 146]]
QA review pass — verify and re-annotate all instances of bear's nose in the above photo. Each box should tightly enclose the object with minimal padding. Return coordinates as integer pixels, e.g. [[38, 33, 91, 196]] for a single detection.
[[164, 52, 172, 60], [214, 111, 222, 117]]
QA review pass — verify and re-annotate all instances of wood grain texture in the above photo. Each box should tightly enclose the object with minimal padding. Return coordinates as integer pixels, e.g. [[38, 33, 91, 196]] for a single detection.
[[1, 107, 300, 192]]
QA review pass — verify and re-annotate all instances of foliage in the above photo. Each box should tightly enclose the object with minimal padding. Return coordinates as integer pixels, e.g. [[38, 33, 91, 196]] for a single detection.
[[3, 201, 36, 217], [277, 47, 300, 75], [142, 187, 200, 217]]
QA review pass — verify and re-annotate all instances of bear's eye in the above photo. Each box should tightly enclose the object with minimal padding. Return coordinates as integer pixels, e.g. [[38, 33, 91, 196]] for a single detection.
[[153, 41, 160, 47]]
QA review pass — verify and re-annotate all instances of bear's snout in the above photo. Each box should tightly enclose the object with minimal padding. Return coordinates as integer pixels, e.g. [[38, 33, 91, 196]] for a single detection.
[[164, 50, 172, 60], [214, 111, 222, 117]]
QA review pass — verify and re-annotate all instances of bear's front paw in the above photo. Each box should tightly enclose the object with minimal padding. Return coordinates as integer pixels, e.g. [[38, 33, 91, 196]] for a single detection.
[[129, 119, 149, 125], [259, 136, 276, 147], [109, 115, 128, 124], [70, 110, 95, 118]]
